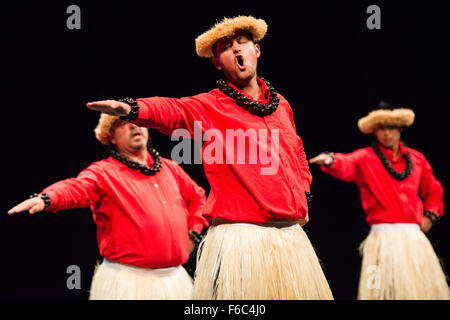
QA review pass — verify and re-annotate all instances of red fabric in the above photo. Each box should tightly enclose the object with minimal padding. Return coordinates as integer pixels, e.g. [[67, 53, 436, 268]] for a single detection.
[[133, 78, 312, 222], [43, 153, 208, 268], [322, 143, 444, 225]]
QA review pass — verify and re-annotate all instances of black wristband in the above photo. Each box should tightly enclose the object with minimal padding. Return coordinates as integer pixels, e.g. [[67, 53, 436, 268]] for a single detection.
[[119, 97, 140, 122], [29, 193, 51, 210], [305, 191, 313, 210], [322, 151, 335, 167], [424, 210, 440, 224], [188, 230, 203, 246]]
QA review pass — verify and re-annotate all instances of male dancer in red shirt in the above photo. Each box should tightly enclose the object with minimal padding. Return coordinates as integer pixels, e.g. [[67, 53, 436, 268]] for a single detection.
[[8, 114, 208, 300], [85, 16, 333, 299], [310, 104, 449, 299]]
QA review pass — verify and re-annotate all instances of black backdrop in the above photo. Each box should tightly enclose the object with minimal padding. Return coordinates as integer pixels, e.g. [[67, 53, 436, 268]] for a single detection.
[[3, 0, 449, 300]]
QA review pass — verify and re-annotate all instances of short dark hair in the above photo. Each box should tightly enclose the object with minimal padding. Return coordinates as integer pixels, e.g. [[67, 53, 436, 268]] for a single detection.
[[377, 100, 399, 110]]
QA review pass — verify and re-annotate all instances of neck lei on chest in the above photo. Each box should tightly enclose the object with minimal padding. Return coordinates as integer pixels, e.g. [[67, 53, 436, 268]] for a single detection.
[[216, 78, 280, 116], [372, 141, 413, 180], [109, 148, 162, 175]]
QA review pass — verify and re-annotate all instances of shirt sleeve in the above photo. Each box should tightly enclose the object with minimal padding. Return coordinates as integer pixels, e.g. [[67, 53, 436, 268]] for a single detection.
[[321, 150, 363, 183], [286, 101, 312, 191], [170, 162, 208, 233], [42, 165, 103, 213], [419, 156, 444, 216], [133, 95, 213, 137]]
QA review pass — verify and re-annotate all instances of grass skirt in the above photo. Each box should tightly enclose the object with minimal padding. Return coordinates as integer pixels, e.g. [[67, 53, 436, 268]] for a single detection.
[[193, 222, 333, 299], [89, 259, 193, 300], [358, 223, 450, 300]]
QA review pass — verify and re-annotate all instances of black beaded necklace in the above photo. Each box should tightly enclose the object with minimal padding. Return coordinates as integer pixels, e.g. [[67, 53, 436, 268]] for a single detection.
[[216, 78, 280, 116], [372, 141, 413, 180], [109, 148, 162, 176]]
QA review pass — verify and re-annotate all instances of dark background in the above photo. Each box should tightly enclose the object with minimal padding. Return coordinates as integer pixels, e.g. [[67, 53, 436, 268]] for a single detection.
[[3, 0, 449, 300]]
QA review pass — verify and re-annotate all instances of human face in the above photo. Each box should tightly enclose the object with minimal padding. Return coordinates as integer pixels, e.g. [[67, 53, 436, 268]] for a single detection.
[[373, 125, 401, 149], [109, 121, 149, 153], [211, 31, 260, 87]]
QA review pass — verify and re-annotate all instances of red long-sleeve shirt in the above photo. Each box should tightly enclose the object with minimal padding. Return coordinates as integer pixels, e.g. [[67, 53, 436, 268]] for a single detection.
[[132, 78, 312, 222], [43, 153, 208, 268], [321, 143, 444, 225]]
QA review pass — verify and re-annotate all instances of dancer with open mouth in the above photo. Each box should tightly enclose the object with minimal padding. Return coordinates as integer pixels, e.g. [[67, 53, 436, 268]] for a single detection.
[[86, 16, 333, 300]]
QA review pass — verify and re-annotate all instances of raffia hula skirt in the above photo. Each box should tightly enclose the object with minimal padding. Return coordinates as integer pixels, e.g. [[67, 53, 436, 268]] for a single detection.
[[89, 258, 194, 300], [358, 223, 450, 300], [193, 219, 334, 300]]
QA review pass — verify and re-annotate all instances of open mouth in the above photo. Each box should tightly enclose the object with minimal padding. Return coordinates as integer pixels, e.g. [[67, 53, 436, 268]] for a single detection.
[[132, 132, 143, 138], [236, 56, 245, 69]]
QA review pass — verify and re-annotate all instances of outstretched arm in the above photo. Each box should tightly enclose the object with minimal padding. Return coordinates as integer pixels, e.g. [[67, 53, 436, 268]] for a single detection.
[[8, 196, 45, 215], [87, 95, 212, 137], [86, 99, 131, 116], [309, 153, 335, 167], [8, 166, 102, 215], [310, 151, 362, 183]]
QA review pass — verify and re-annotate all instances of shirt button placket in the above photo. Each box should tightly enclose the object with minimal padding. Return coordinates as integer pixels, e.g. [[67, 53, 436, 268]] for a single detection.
[[154, 183, 167, 205]]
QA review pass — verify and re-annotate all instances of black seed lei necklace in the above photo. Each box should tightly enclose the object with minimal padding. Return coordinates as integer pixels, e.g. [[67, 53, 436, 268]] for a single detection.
[[372, 141, 413, 180], [109, 148, 162, 175], [216, 78, 280, 116]]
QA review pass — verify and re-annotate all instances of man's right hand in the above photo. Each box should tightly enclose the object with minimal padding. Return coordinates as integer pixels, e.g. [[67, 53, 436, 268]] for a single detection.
[[309, 153, 334, 166], [86, 100, 131, 116], [188, 239, 195, 255], [8, 197, 45, 215]]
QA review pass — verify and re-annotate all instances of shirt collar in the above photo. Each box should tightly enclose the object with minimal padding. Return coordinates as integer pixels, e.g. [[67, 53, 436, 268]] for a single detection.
[[112, 150, 154, 166], [146, 150, 155, 166], [226, 77, 270, 103], [377, 142, 407, 161]]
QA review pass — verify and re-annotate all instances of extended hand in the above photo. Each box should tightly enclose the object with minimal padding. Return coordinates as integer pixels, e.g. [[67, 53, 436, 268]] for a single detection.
[[86, 99, 131, 116], [309, 153, 334, 166], [8, 197, 45, 215]]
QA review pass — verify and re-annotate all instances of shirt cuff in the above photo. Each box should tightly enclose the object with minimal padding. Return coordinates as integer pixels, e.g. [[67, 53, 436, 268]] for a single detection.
[[131, 99, 155, 127], [425, 207, 443, 217], [41, 190, 58, 213]]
